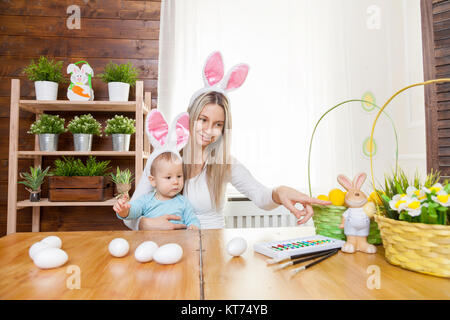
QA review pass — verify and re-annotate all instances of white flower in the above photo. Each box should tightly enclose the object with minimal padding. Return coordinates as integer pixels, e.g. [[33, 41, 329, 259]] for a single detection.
[[422, 183, 444, 195], [431, 193, 450, 207], [406, 186, 427, 201], [404, 198, 422, 217], [389, 194, 408, 212]]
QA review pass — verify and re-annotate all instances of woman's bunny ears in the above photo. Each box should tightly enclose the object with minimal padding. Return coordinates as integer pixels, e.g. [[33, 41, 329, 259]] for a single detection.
[[189, 51, 250, 106], [145, 109, 190, 152], [337, 173, 367, 191]]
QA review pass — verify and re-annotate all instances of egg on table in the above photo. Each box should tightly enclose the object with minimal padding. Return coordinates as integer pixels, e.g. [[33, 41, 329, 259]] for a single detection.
[[28, 235, 63, 260], [153, 243, 183, 265], [108, 238, 130, 258], [33, 248, 68, 269], [134, 241, 159, 263], [226, 237, 247, 257]]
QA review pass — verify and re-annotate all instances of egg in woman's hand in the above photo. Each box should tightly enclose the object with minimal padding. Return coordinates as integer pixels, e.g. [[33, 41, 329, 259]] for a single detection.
[[226, 237, 247, 257], [153, 243, 183, 264], [134, 241, 159, 263], [108, 238, 130, 258], [33, 248, 68, 269]]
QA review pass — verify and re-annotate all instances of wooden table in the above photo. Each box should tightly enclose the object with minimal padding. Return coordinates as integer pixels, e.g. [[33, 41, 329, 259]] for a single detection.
[[0, 227, 448, 300]]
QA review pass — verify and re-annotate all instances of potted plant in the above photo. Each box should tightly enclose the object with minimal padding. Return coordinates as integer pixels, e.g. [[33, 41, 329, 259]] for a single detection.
[[110, 167, 134, 200], [67, 114, 102, 151], [23, 56, 66, 100], [49, 156, 112, 201], [105, 115, 136, 151], [373, 168, 450, 277], [27, 114, 66, 151], [99, 61, 140, 101], [18, 166, 52, 202]]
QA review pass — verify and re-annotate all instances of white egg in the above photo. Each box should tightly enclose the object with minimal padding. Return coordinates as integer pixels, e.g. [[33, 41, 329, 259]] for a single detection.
[[29, 241, 50, 260], [134, 241, 159, 263], [41, 236, 62, 249], [226, 237, 247, 257], [153, 243, 183, 265], [108, 238, 129, 258], [33, 248, 68, 269]]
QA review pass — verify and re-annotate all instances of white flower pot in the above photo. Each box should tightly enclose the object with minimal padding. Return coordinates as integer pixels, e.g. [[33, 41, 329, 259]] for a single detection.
[[108, 82, 130, 102], [35, 81, 58, 100]]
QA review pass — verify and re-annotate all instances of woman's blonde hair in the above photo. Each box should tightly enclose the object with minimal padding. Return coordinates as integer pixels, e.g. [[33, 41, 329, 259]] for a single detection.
[[183, 91, 232, 210]]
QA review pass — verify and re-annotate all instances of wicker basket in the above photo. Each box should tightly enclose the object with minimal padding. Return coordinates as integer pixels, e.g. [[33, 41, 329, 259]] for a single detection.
[[308, 99, 393, 245], [369, 79, 450, 278], [374, 215, 450, 278]]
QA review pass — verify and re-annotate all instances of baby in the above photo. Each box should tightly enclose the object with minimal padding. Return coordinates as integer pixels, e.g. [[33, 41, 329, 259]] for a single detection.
[[113, 151, 200, 230]]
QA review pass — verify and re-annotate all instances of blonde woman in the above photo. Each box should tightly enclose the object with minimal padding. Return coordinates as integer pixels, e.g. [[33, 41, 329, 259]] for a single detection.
[[124, 52, 329, 231]]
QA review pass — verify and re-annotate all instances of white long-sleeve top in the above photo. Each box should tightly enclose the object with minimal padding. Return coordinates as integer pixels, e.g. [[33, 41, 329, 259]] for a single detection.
[[123, 157, 279, 230]]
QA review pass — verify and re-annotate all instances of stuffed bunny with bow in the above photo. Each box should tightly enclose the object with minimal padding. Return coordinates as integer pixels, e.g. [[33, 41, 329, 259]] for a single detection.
[[67, 62, 94, 101], [337, 173, 377, 254]]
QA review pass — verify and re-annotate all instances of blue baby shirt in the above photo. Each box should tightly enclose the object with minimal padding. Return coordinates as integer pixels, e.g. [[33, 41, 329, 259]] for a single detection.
[[117, 191, 200, 228]]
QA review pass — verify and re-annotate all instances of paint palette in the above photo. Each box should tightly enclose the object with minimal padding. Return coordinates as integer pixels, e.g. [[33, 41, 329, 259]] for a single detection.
[[253, 235, 345, 259]]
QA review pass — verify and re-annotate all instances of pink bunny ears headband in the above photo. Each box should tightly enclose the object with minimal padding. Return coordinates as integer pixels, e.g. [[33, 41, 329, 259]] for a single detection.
[[189, 51, 250, 106], [144, 109, 190, 173]]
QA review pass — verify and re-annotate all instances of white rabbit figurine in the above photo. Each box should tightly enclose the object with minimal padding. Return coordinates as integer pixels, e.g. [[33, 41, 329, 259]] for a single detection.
[[337, 173, 377, 254], [67, 61, 94, 101]]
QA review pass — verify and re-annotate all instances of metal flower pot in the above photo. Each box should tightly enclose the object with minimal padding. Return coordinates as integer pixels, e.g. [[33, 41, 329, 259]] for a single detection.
[[73, 133, 93, 151], [38, 134, 59, 151], [29, 191, 41, 202], [112, 134, 131, 151]]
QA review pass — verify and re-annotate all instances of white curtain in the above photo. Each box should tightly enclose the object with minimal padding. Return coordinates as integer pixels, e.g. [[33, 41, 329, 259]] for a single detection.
[[157, 0, 423, 197]]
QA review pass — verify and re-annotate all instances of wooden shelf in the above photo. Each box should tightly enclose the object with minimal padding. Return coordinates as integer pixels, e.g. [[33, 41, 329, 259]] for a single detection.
[[17, 151, 150, 159], [17, 198, 116, 209], [19, 100, 149, 114]]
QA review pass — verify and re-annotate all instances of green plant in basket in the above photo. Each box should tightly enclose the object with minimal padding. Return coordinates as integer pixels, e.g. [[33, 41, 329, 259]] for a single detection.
[[105, 115, 136, 135], [67, 114, 102, 136], [52, 156, 111, 177], [28, 114, 66, 134], [375, 168, 449, 225]]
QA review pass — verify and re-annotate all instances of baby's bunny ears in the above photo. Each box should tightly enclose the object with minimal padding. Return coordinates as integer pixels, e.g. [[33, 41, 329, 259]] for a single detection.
[[190, 51, 249, 105], [337, 173, 367, 191], [145, 109, 190, 152]]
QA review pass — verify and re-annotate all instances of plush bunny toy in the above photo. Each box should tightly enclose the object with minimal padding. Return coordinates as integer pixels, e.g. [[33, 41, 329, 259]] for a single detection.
[[67, 61, 94, 101], [145, 109, 190, 175], [337, 173, 377, 254]]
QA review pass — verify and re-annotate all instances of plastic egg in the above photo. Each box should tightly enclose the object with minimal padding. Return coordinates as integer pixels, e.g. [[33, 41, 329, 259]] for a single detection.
[[153, 243, 183, 265], [226, 237, 247, 257], [108, 238, 129, 258], [134, 241, 159, 263], [29, 241, 50, 260], [40, 236, 62, 249], [33, 248, 68, 269]]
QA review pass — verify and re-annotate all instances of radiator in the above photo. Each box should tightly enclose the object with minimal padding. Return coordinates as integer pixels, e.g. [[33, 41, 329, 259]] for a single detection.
[[223, 198, 314, 228]]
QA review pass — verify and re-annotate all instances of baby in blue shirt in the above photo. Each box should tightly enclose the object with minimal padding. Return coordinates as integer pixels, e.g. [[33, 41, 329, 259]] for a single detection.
[[113, 151, 200, 229]]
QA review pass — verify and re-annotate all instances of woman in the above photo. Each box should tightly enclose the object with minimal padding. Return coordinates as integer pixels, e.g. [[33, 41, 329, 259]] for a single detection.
[[123, 52, 329, 231]]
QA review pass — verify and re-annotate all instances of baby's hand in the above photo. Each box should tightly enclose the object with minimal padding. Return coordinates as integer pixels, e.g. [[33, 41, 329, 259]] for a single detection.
[[187, 225, 199, 230], [113, 197, 131, 218]]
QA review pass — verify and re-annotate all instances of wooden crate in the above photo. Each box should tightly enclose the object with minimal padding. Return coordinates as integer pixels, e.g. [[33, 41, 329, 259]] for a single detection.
[[48, 176, 113, 202]]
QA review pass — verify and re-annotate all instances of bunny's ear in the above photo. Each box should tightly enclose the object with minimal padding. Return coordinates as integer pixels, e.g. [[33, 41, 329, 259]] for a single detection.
[[337, 174, 353, 191], [203, 51, 224, 87], [353, 172, 367, 190], [173, 112, 190, 151], [222, 64, 249, 92], [67, 63, 79, 74], [145, 109, 169, 148], [81, 64, 94, 76]]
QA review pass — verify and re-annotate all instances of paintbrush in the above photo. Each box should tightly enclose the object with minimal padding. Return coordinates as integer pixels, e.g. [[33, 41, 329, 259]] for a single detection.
[[290, 249, 339, 277], [266, 248, 337, 265], [272, 249, 338, 271]]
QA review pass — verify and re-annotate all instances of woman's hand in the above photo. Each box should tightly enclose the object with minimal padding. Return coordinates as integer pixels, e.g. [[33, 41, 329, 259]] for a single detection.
[[138, 215, 187, 231], [272, 186, 332, 225]]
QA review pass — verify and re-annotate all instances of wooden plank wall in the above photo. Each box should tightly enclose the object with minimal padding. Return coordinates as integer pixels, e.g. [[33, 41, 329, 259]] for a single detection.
[[0, 0, 161, 236], [422, 0, 450, 177]]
